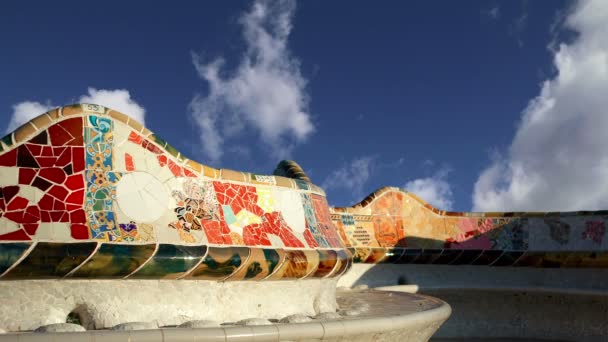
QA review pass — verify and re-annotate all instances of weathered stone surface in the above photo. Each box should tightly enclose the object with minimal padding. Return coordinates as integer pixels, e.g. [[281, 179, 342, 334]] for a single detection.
[[279, 314, 312, 323], [178, 320, 221, 328], [111, 321, 158, 330], [0, 278, 337, 331], [236, 318, 272, 326], [314, 312, 341, 320], [34, 323, 85, 333]]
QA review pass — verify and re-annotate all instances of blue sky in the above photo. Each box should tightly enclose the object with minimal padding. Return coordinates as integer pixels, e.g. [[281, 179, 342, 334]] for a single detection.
[[3, 0, 608, 212]]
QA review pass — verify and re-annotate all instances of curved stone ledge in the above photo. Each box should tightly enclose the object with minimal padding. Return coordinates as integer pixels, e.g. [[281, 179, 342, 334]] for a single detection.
[[0, 278, 338, 331], [0, 289, 451, 341], [341, 264, 608, 341]]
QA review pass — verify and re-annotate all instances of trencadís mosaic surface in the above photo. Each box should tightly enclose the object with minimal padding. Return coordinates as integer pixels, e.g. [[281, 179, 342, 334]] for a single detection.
[[331, 187, 608, 267], [0, 104, 349, 280], [0, 103, 606, 280]]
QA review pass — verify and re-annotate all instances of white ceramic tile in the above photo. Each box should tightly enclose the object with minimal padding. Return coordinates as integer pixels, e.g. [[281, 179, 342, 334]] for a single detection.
[[116, 172, 170, 223], [0, 167, 18, 186], [272, 188, 306, 233]]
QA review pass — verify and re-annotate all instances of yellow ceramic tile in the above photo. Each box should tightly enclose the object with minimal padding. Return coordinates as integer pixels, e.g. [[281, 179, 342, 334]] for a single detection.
[[220, 169, 247, 182], [274, 176, 294, 189]]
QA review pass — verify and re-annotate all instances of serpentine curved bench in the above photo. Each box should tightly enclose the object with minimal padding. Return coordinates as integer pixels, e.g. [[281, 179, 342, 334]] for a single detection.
[[0, 104, 354, 331], [331, 187, 608, 341], [0, 104, 454, 342]]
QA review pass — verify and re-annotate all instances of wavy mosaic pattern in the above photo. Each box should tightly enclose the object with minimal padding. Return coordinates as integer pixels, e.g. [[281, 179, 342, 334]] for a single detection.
[[0, 104, 343, 249], [0, 104, 352, 280], [0, 102, 605, 277], [331, 187, 608, 267]]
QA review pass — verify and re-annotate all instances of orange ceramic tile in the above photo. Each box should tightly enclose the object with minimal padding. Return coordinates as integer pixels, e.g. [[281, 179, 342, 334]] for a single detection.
[[127, 117, 144, 132], [108, 110, 129, 124], [30, 113, 54, 130], [61, 104, 84, 117], [202, 165, 220, 178], [220, 169, 247, 182], [185, 159, 203, 174], [13, 122, 38, 144]]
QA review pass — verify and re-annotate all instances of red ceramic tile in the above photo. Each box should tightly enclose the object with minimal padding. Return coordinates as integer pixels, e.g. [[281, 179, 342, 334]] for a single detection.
[[53, 199, 65, 211], [168, 160, 183, 177], [48, 122, 74, 146], [48, 185, 68, 201], [304, 229, 319, 248], [39, 168, 67, 184], [201, 221, 227, 244], [52, 146, 66, 157], [51, 118, 83, 146], [0, 229, 30, 241], [144, 140, 163, 154], [25, 205, 40, 220], [23, 223, 38, 235], [2, 186, 20, 204], [125, 153, 135, 171], [70, 223, 89, 239], [183, 168, 196, 178], [54, 148, 72, 167], [40, 210, 51, 222], [8, 196, 29, 211], [157, 155, 167, 166], [49, 211, 62, 221], [68, 135, 84, 145], [70, 209, 86, 223], [128, 131, 143, 144], [72, 147, 85, 172], [0, 149, 17, 167], [26, 144, 42, 156], [38, 194, 54, 210], [65, 190, 84, 205], [36, 157, 56, 167], [65, 174, 84, 190], [18, 168, 37, 185], [41, 146, 54, 157], [4, 211, 24, 223], [65, 204, 80, 211]]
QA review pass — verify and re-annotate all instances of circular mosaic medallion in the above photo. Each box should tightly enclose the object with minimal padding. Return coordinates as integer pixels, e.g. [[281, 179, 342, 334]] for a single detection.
[[116, 171, 169, 223]]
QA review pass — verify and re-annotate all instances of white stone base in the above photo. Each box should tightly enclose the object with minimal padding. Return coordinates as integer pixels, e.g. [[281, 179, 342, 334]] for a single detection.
[[0, 278, 337, 332]]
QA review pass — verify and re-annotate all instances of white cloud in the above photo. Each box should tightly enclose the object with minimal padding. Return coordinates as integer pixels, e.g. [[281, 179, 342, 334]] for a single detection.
[[190, 0, 314, 163], [473, 0, 608, 212], [5, 88, 145, 134], [404, 169, 454, 210], [79, 87, 145, 125], [323, 157, 374, 201], [5, 101, 54, 134]]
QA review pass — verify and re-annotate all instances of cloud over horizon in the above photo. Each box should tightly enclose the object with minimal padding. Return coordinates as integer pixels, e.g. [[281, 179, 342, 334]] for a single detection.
[[5, 88, 145, 134], [190, 0, 314, 164], [405, 168, 454, 210], [322, 157, 375, 204], [473, 0, 608, 212]]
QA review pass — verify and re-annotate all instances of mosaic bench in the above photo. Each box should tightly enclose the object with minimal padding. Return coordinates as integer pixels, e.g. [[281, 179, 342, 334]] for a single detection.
[[0, 104, 349, 280], [330, 187, 608, 268], [0, 104, 350, 331]]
